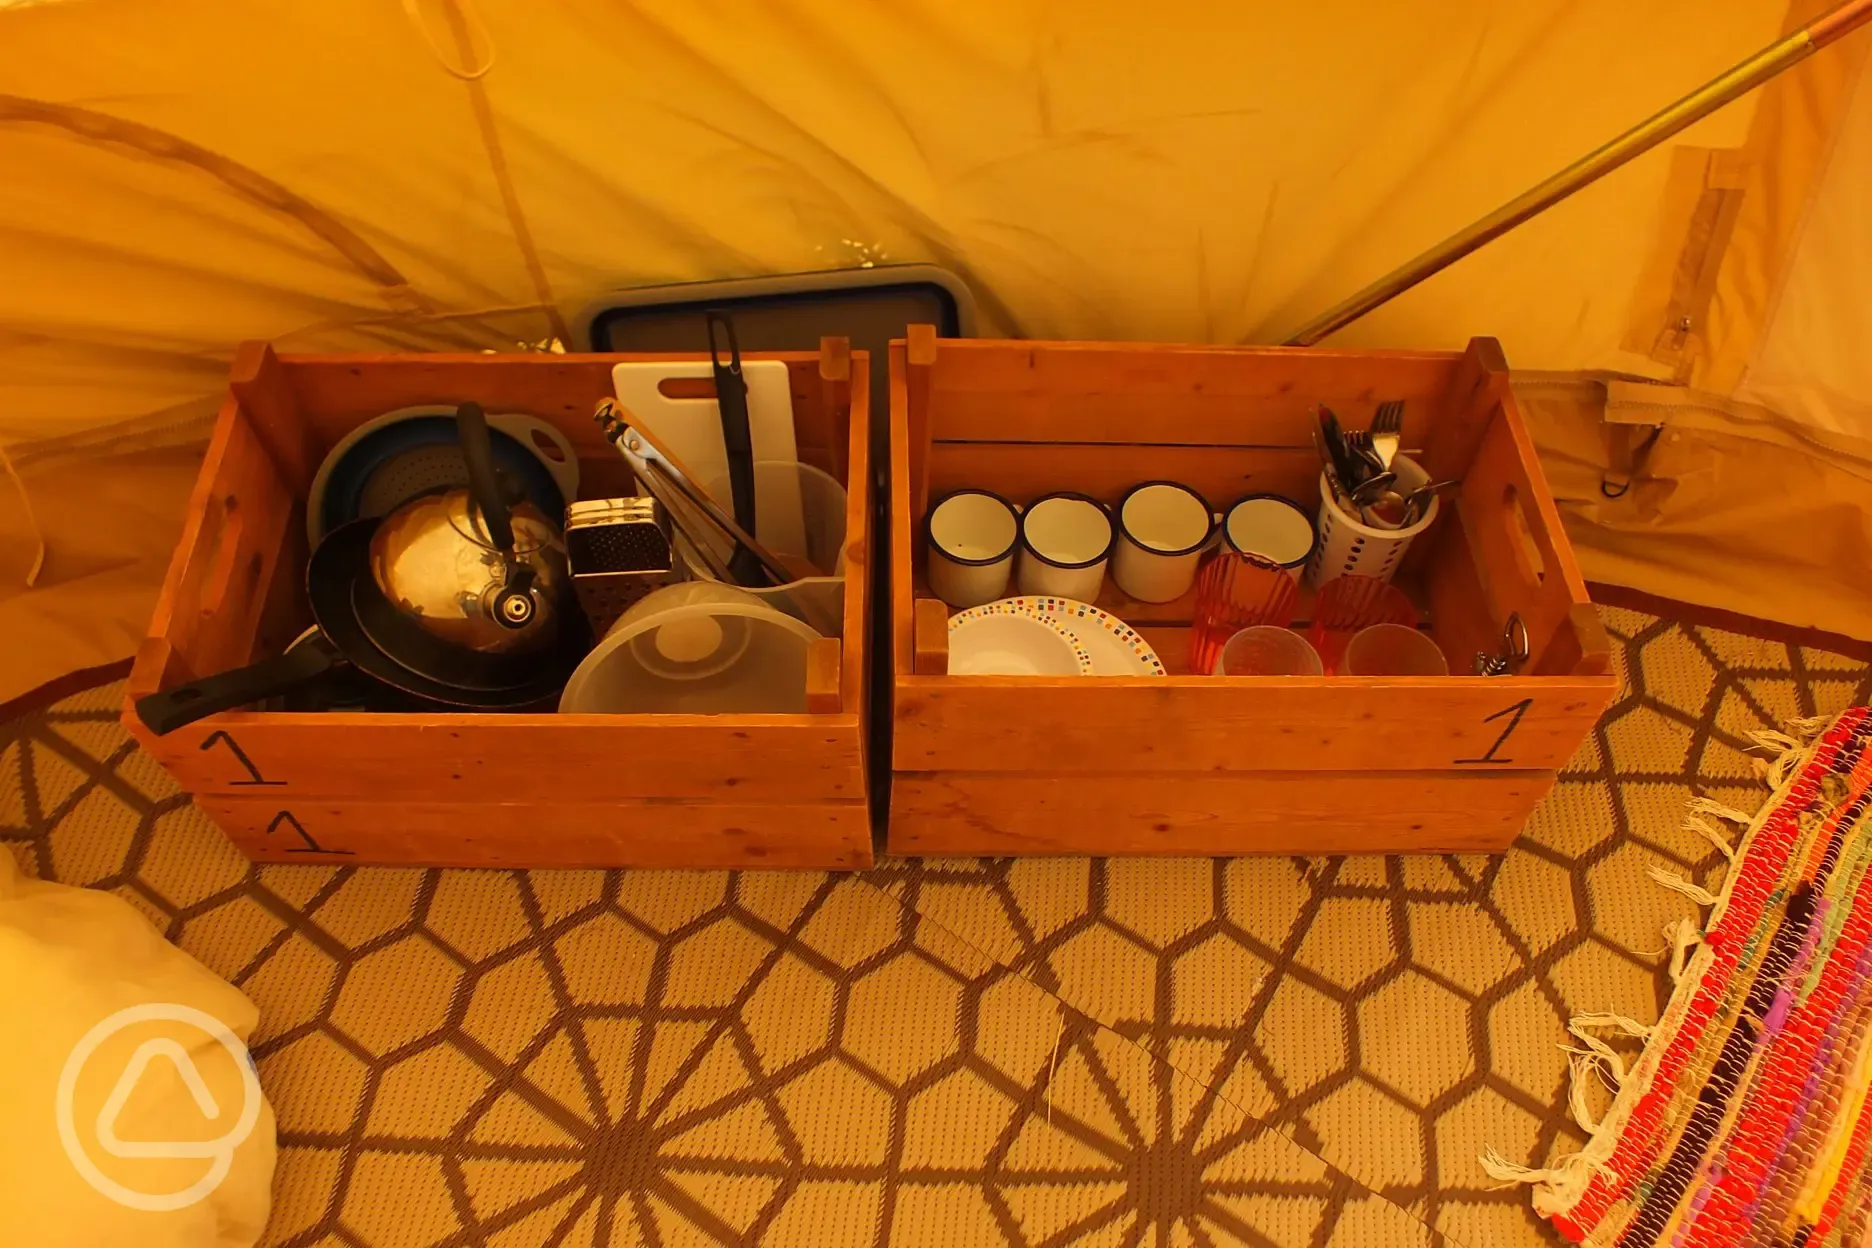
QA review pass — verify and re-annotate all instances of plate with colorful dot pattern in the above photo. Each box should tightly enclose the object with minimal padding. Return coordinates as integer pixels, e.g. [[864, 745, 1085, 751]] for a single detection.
[[1006, 596, 1166, 676]]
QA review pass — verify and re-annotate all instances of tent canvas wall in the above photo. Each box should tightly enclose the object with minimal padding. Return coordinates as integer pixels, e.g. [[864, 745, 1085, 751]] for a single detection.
[[2, 0, 1868, 703]]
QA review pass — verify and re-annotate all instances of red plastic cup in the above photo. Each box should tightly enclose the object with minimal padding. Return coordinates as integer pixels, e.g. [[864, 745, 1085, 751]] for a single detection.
[[1189, 553, 1299, 677], [1308, 574, 1416, 673]]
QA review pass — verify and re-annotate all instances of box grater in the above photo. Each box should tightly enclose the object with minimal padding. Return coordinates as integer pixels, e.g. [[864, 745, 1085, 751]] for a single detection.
[[564, 497, 677, 636]]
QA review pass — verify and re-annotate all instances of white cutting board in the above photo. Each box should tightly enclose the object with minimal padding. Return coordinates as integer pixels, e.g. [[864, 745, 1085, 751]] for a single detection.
[[610, 360, 806, 556]]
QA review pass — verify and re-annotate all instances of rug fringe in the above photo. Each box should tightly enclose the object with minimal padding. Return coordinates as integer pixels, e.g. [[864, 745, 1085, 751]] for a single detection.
[[1572, 1012, 1657, 1040], [1665, 917, 1704, 984], [1785, 714, 1832, 739], [1684, 815, 1737, 861], [1687, 796, 1753, 826], [1486, 710, 1849, 1228], [1480, 1147, 1619, 1202], [1567, 1054, 1604, 1132], [1649, 866, 1722, 907]]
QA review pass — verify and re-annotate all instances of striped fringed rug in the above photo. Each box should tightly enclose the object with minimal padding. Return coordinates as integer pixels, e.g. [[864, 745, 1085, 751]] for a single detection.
[[1489, 707, 1872, 1246]]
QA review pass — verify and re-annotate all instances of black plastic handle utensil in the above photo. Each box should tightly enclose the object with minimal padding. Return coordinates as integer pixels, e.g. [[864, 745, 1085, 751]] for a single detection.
[[457, 401, 516, 554], [134, 633, 344, 735], [706, 311, 762, 585]]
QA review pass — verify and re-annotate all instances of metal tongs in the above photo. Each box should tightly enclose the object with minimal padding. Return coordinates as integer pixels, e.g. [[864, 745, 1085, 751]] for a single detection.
[[594, 400, 838, 636]]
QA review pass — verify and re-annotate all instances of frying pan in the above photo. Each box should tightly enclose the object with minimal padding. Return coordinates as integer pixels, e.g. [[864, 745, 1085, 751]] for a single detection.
[[133, 519, 586, 735]]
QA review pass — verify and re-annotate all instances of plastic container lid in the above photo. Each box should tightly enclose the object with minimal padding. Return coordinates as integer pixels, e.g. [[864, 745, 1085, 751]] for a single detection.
[[558, 582, 820, 714]]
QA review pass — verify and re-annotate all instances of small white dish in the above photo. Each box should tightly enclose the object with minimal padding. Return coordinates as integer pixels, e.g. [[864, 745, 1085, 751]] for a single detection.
[[948, 603, 1093, 676], [1006, 596, 1165, 676]]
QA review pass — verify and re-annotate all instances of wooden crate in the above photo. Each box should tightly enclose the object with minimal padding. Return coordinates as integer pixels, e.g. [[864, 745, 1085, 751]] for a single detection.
[[888, 329, 1617, 856], [124, 341, 873, 869]]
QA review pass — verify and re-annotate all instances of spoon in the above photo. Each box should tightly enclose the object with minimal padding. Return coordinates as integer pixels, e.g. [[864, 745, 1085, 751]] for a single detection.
[[1349, 471, 1397, 507], [1401, 478, 1460, 526], [1359, 489, 1410, 530]]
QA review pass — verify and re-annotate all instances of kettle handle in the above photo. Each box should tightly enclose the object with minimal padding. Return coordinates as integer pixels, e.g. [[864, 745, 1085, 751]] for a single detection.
[[457, 401, 515, 553]]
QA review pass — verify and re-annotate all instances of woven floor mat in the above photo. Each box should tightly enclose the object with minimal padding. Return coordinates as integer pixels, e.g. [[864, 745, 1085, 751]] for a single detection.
[[868, 609, 1872, 1246], [3, 608, 1868, 1247]]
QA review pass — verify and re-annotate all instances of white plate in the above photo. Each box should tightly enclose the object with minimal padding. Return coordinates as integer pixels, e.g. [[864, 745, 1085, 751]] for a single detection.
[[947, 602, 1093, 676], [963, 596, 1164, 676]]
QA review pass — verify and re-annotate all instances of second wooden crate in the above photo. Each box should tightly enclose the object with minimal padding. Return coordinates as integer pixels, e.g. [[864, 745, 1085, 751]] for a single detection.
[[888, 329, 1618, 856]]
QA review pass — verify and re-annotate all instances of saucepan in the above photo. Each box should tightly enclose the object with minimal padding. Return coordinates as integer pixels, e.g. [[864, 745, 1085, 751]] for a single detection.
[[135, 405, 589, 735]]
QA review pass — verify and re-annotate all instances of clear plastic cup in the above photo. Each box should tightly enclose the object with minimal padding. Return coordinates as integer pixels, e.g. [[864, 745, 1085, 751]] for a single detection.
[[1215, 626, 1323, 676], [1341, 623, 1450, 676]]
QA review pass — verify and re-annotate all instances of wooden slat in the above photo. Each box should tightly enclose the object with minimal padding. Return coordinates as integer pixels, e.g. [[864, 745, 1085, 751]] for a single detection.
[[1423, 509, 1499, 677], [927, 339, 1458, 445], [893, 673, 1615, 774], [842, 351, 871, 713], [126, 712, 865, 802], [926, 443, 1321, 511], [125, 398, 297, 698], [280, 351, 827, 458], [806, 638, 843, 714], [1537, 603, 1615, 678], [229, 341, 319, 493], [914, 598, 949, 675], [1456, 412, 1588, 675], [905, 326, 938, 520], [890, 343, 919, 677], [1419, 336, 1508, 484], [889, 769, 1553, 856], [818, 335, 853, 486], [201, 795, 872, 869]]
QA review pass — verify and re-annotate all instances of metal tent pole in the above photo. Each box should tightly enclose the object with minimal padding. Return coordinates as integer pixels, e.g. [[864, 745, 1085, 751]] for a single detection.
[[1281, 0, 1872, 347]]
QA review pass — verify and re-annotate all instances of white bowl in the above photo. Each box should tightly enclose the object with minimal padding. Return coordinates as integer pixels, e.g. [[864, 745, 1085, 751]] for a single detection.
[[947, 607, 1093, 676]]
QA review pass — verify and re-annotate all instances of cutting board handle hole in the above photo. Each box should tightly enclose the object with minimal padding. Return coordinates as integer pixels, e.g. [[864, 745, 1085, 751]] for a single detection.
[[657, 378, 719, 401]]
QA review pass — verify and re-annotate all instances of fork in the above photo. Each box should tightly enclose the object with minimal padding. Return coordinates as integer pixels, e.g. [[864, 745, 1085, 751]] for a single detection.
[[1371, 400, 1404, 471]]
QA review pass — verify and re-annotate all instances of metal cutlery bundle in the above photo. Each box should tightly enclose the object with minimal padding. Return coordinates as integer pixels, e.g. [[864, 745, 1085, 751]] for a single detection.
[[1314, 401, 1454, 530]]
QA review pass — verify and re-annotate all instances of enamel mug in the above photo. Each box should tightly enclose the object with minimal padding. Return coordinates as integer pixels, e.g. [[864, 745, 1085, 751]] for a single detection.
[[1222, 494, 1316, 582], [1017, 492, 1113, 602], [1111, 481, 1219, 603], [925, 489, 1020, 609]]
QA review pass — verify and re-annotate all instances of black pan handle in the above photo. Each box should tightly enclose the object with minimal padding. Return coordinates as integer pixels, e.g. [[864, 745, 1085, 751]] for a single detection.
[[457, 401, 515, 554], [134, 635, 342, 736]]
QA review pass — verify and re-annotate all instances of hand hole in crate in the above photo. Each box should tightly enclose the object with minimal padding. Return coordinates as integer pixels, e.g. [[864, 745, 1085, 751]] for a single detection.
[[1503, 482, 1546, 585]]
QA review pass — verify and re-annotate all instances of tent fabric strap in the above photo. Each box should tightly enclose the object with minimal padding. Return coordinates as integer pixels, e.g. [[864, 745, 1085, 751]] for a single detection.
[[420, 0, 569, 345], [0, 442, 45, 588], [1601, 423, 1664, 499]]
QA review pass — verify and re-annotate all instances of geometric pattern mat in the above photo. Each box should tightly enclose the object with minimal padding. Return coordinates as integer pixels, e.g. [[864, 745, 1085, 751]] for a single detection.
[[3, 605, 1869, 1248]]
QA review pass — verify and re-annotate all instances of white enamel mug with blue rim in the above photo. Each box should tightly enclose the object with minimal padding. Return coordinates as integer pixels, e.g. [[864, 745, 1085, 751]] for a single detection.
[[1111, 481, 1219, 603], [1222, 494, 1317, 582], [925, 489, 1020, 609], [1016, 492, 1114, 602]]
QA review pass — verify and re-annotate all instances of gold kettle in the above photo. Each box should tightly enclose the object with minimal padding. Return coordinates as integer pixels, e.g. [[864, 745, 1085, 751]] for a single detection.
[[368, 402, 569, 656]]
